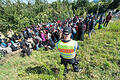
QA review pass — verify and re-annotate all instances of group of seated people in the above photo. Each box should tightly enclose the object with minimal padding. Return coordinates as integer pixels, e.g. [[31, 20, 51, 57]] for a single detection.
[[0, 13, 110, 57]]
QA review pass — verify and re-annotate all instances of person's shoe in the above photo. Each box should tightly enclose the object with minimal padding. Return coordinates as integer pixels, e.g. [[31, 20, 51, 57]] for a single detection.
[[63, 68, 68, 76], [74, 67, 82, 72], [74, 67, 79, 72]]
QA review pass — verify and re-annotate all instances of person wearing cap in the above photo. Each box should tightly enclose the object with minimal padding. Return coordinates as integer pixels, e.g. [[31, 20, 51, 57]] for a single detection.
[[56, 27, 80, 75]]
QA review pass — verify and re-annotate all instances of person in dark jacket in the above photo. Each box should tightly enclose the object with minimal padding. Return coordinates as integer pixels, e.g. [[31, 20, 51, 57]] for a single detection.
[[88, 18, 96, 38], [98, 14, 103, 29], [84, 17, 89, 32], [77, 19, 84, 41], [21, 44, 32, 57], [104, 12, 112, 27]]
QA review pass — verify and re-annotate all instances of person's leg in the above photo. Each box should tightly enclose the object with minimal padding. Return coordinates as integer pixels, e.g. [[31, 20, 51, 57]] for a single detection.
[[104, 21, 107, 27], [50, 39, 55, 49], [72, 62, 79, 72], [69, 57, 79, 72], [64, 62, 68, 72], [42, 41, 45, 46], [73, 34, 76, 40], [78, 32, 81, 40], [106, 21, 109, 27], [53, 36, 57, 43], [49, 38, 54, 45], [36, 44, 39, 50], [92, 29, 96, 34], [38, 41, 42, 48], [21, 52, 25, 57], [27, 52, 30, 56], [104, 21, 108, 27], [60, 57, 68, 75], [98, 23, 100, 29], [81, 31, 84, 41], [27, 48, 31, 56], [88, 30, 91, 38], [71, 34, 74, 39]]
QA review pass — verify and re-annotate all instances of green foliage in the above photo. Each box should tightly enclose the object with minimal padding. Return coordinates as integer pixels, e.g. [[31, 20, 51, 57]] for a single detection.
[[0, 0, 74, 33], [117, 5, 120, 11], [0, 0, 120, 33], [106, 20, 120, 32], [108, 0, 120, 10], [77, 0, 89, 8]]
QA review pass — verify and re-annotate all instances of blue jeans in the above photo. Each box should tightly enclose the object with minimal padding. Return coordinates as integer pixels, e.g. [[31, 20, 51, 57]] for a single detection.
[[88, 29, 95, 38], [36, 44, 39, 50]]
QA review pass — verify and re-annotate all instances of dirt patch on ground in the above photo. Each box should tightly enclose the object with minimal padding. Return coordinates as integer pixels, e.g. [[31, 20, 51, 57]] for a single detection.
[[0, 49, 22, 64]]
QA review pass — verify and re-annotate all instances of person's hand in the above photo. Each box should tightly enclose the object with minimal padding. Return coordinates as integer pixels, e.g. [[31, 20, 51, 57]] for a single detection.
[[76, 54, 77, 57]]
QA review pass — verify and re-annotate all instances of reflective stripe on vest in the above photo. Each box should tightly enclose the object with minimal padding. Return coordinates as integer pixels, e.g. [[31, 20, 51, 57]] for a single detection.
[[57, 40, 77, 59]]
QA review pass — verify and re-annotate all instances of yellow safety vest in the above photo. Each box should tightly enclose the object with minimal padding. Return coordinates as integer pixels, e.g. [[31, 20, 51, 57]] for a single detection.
[[56, 40, 77, 59]]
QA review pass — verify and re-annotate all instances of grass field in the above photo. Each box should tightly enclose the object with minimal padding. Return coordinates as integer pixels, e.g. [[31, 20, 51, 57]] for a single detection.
[[0, 20, 120, 80]]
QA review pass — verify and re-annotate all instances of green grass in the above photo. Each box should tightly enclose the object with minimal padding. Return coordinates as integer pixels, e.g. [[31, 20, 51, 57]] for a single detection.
[[0, 20, 120, 80]]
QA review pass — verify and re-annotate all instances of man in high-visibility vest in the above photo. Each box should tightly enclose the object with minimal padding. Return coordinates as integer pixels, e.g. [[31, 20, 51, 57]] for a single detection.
[[56, 27, 80, 75]]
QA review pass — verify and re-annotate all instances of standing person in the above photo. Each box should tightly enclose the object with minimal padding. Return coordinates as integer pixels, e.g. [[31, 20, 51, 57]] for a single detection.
[[71, 25, 77, 40], [77, 19, 84, 41], [104, 12, 112, 27], [88, 17, 96, 38], [56, 27, 80, 75], [73, 16, 77, 24], [98, 14, 104, 29], [84, 17, 89, 32]]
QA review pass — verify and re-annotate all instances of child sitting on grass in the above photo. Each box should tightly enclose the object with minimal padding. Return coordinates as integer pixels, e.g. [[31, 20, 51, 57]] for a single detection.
[[21, 44, 32, 57]]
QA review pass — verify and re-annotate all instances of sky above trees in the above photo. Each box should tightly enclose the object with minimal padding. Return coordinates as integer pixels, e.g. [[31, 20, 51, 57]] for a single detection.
[[10, 0, 93, 3], [41, 0, 93, 3]]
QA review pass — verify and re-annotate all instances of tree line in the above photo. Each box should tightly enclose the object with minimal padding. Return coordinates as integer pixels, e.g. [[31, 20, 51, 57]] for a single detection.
[[0, 0, 119, 34]]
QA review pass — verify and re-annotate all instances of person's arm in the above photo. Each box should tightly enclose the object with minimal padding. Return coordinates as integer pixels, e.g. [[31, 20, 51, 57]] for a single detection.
[[74, 41, 79, 57], [74, 41, 79, 50], [105, 15, 108, 20], [110, 15, 112, 20], [76, 42, 79, 50], [56, 41, 59, 49]]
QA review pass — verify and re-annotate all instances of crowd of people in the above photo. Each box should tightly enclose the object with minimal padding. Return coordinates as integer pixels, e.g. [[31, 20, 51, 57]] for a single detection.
[[0, 12, 112, 57]]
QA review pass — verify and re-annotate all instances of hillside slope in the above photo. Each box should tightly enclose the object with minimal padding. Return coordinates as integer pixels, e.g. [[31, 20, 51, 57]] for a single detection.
[[0, 20, 120, 80]]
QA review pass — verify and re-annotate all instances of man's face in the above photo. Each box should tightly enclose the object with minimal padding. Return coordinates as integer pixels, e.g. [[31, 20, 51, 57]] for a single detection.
[[64, 34, 69, 38], [63, 33, 71, 38]]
